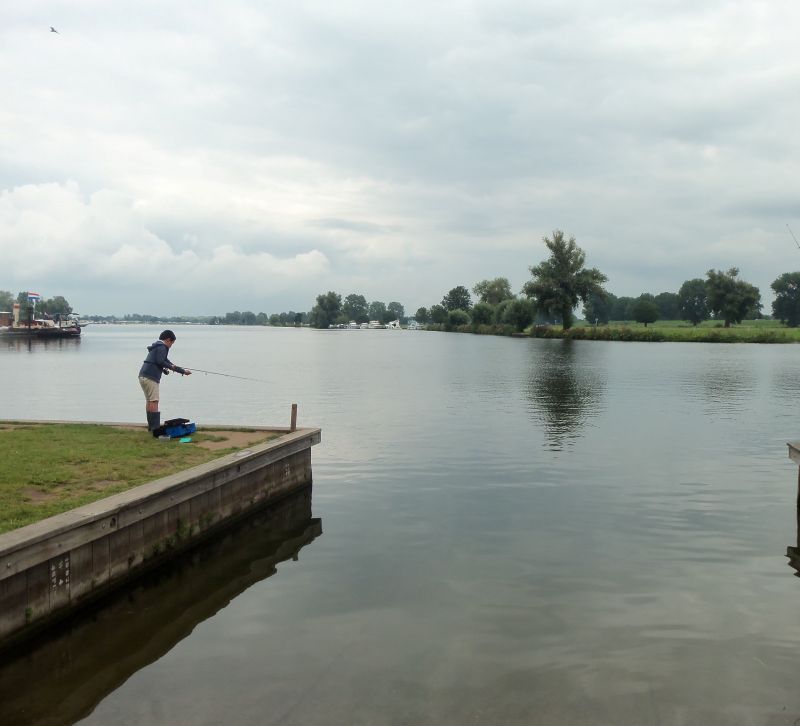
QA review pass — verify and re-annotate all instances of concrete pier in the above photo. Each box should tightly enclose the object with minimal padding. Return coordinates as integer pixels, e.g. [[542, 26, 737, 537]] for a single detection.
[[0, 424, 321, 649]]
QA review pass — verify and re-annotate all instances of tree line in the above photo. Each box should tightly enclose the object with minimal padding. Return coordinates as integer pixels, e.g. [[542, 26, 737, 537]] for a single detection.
[[584, 268, 764, 328], [310, 229, 800, 332], [308, 295, 406, 329], [0, 290, 73, 317]]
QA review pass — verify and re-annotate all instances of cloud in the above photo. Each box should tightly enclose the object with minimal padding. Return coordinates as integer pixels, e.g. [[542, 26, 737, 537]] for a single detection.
[[1, 1, 800, 313], [0, 181, 329, 312]]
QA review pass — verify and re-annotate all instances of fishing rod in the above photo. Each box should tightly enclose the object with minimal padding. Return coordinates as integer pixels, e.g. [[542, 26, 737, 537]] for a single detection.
[[788, 224, 800, 250], [185, 367, 270, 384]]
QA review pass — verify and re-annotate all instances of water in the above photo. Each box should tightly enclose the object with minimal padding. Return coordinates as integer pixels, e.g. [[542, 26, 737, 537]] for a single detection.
[[2, 326, 800, 725]]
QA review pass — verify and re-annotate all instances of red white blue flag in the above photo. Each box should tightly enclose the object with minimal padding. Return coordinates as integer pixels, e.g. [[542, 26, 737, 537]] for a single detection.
[[27, 292, 41, 301]]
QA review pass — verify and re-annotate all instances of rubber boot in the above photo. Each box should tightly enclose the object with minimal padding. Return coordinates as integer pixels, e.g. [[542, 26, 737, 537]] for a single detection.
[[147, 411, 161, 433]]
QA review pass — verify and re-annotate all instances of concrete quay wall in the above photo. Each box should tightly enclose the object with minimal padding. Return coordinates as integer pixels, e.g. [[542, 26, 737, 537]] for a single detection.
[[0, 426, 321, 648]]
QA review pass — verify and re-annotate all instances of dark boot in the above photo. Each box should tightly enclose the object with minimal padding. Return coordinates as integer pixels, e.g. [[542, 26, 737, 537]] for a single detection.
[[147, 411, 160, 432]]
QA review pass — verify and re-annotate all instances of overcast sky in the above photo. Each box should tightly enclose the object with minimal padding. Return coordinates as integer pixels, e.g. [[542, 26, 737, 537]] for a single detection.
[[1, 1, 799, 316]]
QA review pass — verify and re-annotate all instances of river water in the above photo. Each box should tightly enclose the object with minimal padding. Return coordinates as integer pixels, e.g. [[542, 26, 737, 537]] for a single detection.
[[2, 325, 800, 725]]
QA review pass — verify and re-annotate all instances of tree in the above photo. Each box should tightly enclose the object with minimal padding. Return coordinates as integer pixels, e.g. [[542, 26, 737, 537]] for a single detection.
[[583, 291, 616, 325], [654, 292, 679, 321], [610, 296, 635, 321], [343, 294, 369, 323], [41, 295, 73, 316], [309, 291, 342, 328], [0, 290, 13, 310], [631, 295, 659, 327], [771, 272, 800, 327], [522, 229, 608, 330], [447, 309, 470, 329], [705, 268, 761, 327], [501, 298, 535, 331], [429, 304, 447, 324], [240, 311, 257, 325], [387, 301, 405, 322], [442, 286, 472, 312], [677, 278, 709, 326], [368, 300, 388, 323], [473, 278, 513, 305], [415, 307, 430, 324], [470, 302, 495, 325]]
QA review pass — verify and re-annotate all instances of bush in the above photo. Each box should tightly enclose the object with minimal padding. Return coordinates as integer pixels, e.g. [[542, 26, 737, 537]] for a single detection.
[[470, 302, 495, 325], [501, 298, 535, 331], [446, 309, 470, 330]]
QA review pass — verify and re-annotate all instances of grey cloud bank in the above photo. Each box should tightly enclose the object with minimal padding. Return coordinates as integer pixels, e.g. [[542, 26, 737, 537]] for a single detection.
[[1, 1, 798, 315]]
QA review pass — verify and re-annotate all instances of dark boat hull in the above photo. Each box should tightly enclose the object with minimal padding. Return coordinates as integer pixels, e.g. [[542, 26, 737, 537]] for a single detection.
[[0, 327, 81, 338]]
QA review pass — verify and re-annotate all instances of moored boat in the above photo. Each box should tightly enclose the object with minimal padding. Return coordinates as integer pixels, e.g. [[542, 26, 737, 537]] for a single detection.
[[0, 303, 83, 338]]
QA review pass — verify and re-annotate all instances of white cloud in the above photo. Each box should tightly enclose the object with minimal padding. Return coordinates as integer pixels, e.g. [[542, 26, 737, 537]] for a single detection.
[[1, 0, 800, 313]]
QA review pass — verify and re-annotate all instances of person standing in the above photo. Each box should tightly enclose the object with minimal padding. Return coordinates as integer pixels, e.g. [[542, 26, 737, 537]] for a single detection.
[[138, 330, 192, 431]]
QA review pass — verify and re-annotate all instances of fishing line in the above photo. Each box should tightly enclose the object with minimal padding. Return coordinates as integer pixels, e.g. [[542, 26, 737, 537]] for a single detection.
[[185, 367, 271, 384], [787, 224, 800, 250]]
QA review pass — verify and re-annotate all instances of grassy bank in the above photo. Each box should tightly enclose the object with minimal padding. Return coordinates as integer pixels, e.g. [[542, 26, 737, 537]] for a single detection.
[[0, 423, 278, 533], [426, 318, 800, 343], [531, 318, 800, 343]]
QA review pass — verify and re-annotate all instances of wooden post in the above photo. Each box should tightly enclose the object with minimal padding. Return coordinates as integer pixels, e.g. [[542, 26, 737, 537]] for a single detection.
[[290, 403, 297, 432]]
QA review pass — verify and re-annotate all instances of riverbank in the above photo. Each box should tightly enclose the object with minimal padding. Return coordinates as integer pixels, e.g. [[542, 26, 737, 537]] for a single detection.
[[427, 318, 800, 343], [0, 421, 321, 649], [0, 422, 281, 533]]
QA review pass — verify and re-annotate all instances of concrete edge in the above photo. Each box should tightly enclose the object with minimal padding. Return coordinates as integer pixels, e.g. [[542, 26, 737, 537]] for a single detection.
[[0, 425, 321, 567]]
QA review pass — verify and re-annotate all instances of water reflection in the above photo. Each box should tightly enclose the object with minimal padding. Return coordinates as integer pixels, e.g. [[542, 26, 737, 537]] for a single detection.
[[680, 356, 757, 419], [526, 340, 605, 450], [3, 336, 82, 353], [0, 487, 321, 726]]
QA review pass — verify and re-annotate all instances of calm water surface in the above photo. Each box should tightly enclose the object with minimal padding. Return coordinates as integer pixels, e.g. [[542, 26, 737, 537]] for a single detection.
[[2, 325, 800, 725]]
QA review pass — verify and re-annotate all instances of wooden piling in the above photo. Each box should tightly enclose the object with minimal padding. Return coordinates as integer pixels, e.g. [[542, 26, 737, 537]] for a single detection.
[[290, 403, 298, 432]]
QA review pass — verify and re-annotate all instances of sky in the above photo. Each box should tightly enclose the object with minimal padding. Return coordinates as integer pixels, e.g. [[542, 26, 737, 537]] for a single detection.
[[1, 1, 799, 316]]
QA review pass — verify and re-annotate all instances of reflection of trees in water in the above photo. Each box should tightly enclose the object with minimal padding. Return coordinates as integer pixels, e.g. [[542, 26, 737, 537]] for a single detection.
[[527, 340, 605, 450]]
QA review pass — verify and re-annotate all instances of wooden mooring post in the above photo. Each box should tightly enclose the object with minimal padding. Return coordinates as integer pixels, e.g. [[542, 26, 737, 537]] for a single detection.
[[290, 403, 298, 432], [786, 442, 800, 572]]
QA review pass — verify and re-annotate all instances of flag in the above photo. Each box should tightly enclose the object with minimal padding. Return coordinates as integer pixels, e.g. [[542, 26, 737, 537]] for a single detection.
[[27, 292, 41, 302]]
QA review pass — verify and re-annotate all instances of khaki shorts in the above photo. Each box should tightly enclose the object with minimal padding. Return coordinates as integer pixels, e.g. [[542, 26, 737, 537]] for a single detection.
[[139, 376, 159, 402]]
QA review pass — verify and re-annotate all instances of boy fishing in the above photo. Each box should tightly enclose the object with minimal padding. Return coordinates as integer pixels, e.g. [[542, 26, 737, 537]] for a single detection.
[[138, 330, 192, 431]]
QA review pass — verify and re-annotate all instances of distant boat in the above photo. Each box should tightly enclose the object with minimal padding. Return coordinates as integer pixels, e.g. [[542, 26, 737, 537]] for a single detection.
[[368, 320, 384, 329], [0, 304, 83, 338]]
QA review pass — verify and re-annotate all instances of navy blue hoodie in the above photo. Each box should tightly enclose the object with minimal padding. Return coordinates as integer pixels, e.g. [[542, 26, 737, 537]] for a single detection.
[[139, 340, 185, 383]]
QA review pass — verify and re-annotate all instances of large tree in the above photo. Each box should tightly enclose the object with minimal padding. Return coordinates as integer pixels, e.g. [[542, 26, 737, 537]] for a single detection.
[[309, 291, 342, 328], [343, 294, 369, 323], [522, 229, 608, 330], [368, 300, 388, 323], [473, 277, 513, 305], [771, 272, 800, 327], [415, 307, 430, 324], [610, 296, 635, 321], [654, 292, 679, 321], [677, 278, 709, 326], [632, 295, 659, 327], [387, 301, 405, 322], [442, 286, 472, 312], [429, 304, 447, 324], [705, 268, 761, 327]]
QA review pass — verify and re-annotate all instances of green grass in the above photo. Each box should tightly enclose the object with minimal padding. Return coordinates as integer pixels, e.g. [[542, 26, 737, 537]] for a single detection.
[[0, 424, 263, 534], [532, 319, 800, 343]]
